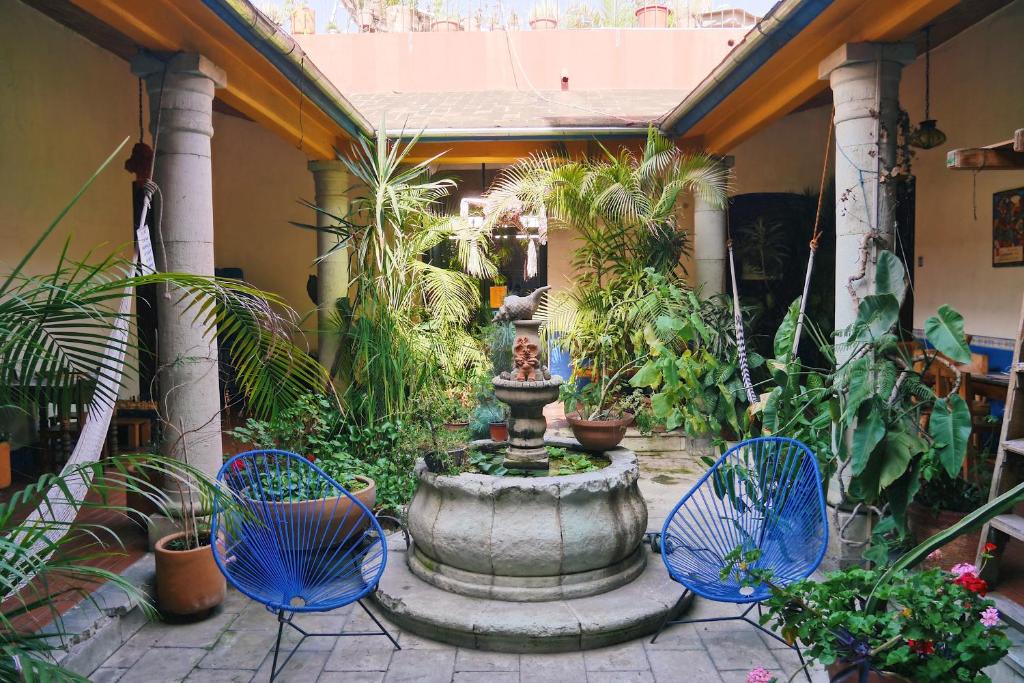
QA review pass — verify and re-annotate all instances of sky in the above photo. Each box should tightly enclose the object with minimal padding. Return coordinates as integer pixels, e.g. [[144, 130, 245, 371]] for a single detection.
[[266, 0, 779, 32]]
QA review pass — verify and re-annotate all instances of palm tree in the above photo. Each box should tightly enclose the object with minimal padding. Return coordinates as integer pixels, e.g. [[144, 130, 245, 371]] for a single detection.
[[483, 127, 730, 375]]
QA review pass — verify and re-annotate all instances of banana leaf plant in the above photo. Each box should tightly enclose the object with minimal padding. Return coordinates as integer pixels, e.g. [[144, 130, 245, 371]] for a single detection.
[[833, 250, 973, 551]]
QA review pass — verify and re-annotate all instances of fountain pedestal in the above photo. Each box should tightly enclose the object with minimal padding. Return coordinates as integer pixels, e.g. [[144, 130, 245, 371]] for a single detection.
[[494, 319, 562, 470]]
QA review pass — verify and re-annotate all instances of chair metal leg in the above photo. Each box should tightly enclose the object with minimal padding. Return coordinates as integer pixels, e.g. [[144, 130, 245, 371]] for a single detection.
[[358, 600, 401, 650], [794, 643, 813, 683], [269, 610, 287, 682], [650, 589, 691, 643]]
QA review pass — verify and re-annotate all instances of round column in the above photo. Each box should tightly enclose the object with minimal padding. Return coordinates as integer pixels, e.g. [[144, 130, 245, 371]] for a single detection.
[[132, 53, 226, 481], [693, 157, 731, 297], [308, 160, 350, 371]]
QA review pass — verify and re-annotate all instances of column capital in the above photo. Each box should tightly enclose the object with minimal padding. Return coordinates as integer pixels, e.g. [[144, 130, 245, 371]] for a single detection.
[[308, 158, 347, 175], [131, 52, 226, 89], [818, 42, 915, 80]]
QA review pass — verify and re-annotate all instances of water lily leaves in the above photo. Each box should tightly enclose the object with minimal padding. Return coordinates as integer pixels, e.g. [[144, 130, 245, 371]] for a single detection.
[[924, 305, 971, 364], [929, 394, 972, 478]]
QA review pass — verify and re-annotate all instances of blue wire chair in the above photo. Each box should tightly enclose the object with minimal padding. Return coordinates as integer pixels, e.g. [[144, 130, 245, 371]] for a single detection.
[[652, 436, 827, 682], [212, 450, 400, 681]]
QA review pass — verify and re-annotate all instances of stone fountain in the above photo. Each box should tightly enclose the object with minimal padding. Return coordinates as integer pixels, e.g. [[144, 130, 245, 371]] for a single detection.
[[372, 288, 691, 652]]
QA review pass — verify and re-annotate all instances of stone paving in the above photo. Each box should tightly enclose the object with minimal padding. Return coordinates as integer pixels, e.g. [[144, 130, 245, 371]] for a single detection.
[[88, 589, 830, 683]]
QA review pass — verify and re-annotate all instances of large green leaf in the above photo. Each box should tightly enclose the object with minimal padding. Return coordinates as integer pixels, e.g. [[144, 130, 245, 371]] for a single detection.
[[630, 360, 663, 389], [850, 294, 901, 343], [843, 355, 873, 420], [929, 394, 972, 478], [924, 305, 971, 363], [773, 298, 800, 359], [879, 431, 927, 490], [873, 250, 907, 303], [850, 408, 885, 476]]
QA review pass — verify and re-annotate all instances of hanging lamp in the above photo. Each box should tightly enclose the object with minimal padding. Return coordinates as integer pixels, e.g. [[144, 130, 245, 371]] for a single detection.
[[909, 25, 947, 150]]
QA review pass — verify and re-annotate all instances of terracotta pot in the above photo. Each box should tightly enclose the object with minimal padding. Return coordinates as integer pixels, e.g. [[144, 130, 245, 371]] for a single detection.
[[431, 18, 461, 31], [826, 662, 910, 682], [529, 17, 557, 29], [154, 532, 226, 616], [0, 441, 10, 489], [424, 448, 467, 474], [489, 421, 509, 442], [259, 476, 376, 550], [444, 421, 470, 431], [566, 412, 634, 451], [634, 4, 670, 28], [908, 502, 981, 569]]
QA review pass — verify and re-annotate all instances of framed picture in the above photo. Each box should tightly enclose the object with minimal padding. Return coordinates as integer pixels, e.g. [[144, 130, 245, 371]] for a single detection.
[[993, 187, 1024, 267]]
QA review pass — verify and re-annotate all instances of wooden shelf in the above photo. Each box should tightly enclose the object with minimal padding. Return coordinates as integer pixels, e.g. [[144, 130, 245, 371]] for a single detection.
[[947, 128, 1024, 170]]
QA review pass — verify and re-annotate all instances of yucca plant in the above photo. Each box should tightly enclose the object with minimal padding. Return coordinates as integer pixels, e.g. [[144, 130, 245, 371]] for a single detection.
[[294, 122, 494, 424], [0, 454, 227, 681]]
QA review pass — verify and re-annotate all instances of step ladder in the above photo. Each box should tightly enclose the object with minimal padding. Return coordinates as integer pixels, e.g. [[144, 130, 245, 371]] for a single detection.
[[977, 294, 1024, 616]]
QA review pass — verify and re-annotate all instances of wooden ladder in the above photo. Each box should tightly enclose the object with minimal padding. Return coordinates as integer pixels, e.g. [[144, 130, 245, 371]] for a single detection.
[[977, 294, 1024, 624]]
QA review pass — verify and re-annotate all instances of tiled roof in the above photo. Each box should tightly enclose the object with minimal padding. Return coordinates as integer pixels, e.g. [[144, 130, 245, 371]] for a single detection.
[[347, 89, 688, 131]]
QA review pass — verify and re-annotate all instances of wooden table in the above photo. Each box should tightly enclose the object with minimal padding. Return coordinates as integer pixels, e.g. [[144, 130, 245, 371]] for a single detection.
[[973, 372, 1011, 402]]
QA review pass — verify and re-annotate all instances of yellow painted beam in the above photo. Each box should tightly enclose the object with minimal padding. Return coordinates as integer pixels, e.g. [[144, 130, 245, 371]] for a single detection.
[[67, 0, 349, 159], [681, 0, 959, 153]]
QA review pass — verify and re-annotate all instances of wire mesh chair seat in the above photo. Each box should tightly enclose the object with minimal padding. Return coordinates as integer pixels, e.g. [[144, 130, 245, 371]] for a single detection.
[[653, 436, 827, 681], [212, 449, 399, 681]]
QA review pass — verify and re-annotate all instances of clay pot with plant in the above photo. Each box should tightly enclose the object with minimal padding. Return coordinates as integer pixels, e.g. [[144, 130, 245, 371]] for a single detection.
[[528, 2, 558, 29], [561, 361, 639, 451], [633, 2, 670, 28], [154, 476, 225, 616]]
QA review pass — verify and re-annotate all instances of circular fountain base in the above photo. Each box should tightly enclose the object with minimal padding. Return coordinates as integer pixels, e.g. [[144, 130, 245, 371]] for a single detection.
[[373, 534, 693, 652]]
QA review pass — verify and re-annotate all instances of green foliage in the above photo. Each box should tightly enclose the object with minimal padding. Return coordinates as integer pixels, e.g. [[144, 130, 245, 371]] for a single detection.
[[294, 121, 493, 425], [763, 567, 1010, 682], [833, 250, 973, 542]]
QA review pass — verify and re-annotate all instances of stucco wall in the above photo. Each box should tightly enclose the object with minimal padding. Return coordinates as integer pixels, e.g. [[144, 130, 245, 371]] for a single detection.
[[900, 0, 1024, 340], [0, 0, 320, 396], [730, 105, 833, 196]]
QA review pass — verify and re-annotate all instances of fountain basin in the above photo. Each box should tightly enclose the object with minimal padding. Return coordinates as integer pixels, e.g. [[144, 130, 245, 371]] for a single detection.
[[492, 376, 563, 469], [406, 439, 648, 601]]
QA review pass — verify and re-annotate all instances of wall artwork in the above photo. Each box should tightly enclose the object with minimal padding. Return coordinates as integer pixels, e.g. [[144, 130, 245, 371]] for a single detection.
[[993, 187, 1024, 267]]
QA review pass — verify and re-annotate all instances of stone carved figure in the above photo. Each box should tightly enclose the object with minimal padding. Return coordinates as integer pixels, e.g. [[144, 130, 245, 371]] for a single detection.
[[512, 336, 541, 382], [493, 286, 551, 323]]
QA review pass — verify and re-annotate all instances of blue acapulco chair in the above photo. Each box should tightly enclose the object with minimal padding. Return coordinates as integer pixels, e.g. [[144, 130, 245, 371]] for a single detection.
[[651, 436, 827, 682], [212, 450, 401, 681]]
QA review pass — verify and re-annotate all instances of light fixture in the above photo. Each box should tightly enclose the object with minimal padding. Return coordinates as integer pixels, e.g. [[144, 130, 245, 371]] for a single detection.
[[909, 25, 947, 150]]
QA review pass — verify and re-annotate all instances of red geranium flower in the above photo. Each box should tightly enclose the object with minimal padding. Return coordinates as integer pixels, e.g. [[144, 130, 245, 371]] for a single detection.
[[954, 572, 989, 596], [306, 453, 316, 463], [907, 639, 935, 655], [984, 542, 998, 553], [231, 459, 245, 472]]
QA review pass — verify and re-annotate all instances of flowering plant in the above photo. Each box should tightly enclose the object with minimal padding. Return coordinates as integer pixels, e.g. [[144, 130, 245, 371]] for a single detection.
[[762, 563, 1010, 682]]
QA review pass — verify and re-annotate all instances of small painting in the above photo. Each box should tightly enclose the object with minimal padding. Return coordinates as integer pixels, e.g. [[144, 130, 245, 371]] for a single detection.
[[993, 187, 1024, 267]]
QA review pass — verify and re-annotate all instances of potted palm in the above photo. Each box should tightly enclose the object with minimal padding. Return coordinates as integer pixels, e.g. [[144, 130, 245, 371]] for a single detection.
[[634, 2, 670, 28], [529, 2, 558, 29]]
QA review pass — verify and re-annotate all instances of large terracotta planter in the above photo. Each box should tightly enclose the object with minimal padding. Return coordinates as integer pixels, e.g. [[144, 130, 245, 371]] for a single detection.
[[566, 412, 634, 451], [431, 18, 461, 31], [154, 532, 226, 616], [489, 421, 508, 442], [529, 17, 557, 29], [908, 502, 981, 569], [634, 4, 670, 28], [259, 476, 376, 550]]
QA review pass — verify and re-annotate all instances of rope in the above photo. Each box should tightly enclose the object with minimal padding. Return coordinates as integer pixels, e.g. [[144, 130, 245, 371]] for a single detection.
[[726, 236, 759, 405], [790, 107, 835, 358]]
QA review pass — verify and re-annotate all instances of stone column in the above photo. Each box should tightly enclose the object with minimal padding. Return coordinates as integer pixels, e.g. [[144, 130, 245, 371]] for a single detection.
[[692, 156, 732, 297], [132, 53, 226, 482], [819, 43, 914, 569], [308, 160, 350, 371], [820, 43, 915, 358]]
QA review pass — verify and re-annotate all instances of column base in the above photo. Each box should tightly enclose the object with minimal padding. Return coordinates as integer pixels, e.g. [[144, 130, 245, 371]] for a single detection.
[[822, 503, 873, 571]]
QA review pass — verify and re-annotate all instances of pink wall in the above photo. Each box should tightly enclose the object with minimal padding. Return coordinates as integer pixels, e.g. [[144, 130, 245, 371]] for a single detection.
[[296, 29, 747, 94]]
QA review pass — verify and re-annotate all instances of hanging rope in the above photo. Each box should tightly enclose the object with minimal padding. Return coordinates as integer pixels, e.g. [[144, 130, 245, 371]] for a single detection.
[[790, 106, 835, 358], [726, 233, 759, 405]]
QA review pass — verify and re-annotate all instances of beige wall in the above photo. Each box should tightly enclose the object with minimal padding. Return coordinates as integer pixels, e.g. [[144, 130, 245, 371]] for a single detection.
[[901, 0, 1024, 339], [1, 0, 321, 394], [730, 105, 833, 196]]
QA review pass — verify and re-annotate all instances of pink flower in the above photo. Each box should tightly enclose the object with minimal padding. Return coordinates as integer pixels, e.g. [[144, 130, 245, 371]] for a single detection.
[[981, 606, 1000, 628], [747, 667, 775, 683], [951, 562, 978, 577]]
